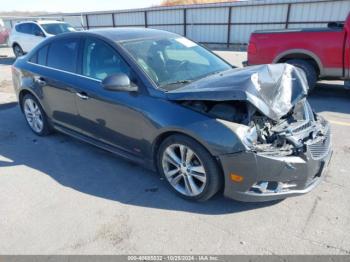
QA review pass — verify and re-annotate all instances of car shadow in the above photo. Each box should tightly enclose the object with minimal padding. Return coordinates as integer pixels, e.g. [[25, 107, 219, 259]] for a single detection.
[[0, 106, 281, 215], [0, 56, 15, 66], [0, 101, 17, 110]]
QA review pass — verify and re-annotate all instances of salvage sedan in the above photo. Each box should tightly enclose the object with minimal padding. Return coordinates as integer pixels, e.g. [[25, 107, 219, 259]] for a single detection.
[[12, 28, 332, 202]]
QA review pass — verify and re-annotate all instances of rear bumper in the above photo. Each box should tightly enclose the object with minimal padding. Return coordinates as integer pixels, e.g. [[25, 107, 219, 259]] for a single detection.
[[219, 126, 332, 202]]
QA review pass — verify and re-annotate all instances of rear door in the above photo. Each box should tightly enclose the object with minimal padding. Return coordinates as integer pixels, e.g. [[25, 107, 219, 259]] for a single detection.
[[32, 37, 82, 132]]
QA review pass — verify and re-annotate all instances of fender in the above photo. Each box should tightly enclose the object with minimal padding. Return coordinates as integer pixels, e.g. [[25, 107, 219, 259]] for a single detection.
[[273, 49, 324, 76]]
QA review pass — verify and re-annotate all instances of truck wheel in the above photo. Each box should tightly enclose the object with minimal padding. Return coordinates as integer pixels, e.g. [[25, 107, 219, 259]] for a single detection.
[[286, 59, 318, 92]]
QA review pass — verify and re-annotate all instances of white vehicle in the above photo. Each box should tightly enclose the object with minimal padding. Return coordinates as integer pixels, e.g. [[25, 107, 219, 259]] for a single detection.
[[9, 20, 76, 57]]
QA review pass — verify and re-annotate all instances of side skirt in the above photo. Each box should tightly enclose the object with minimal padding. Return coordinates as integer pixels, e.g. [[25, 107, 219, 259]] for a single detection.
[[53, 123, 155, 171]]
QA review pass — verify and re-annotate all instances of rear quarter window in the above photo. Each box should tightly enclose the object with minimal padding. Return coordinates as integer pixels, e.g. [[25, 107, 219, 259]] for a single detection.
[[15, 23, 32, 34], [38, 45, 49, 65], [47, 38, 79, 72], [28, 45, 49, 66]]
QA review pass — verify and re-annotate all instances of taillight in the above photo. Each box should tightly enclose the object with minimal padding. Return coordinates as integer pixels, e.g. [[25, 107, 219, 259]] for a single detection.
[[248, 43, 257, 55]]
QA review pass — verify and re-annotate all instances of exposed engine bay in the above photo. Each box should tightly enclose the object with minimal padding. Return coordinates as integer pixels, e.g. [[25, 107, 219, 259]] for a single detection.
[[180, 99, 329, 157]]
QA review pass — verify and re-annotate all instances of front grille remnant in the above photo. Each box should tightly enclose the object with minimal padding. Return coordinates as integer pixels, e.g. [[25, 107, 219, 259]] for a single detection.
[[308, 128, 331, 160], [292, 121, 312, 133]]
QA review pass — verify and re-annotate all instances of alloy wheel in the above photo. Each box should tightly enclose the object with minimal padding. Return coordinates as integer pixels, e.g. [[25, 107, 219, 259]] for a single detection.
[[162, 143, 207, 197], [24, 98, 44, 133]]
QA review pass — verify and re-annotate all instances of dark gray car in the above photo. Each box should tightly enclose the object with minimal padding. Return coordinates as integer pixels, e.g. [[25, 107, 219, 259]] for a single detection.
[[12, 28, 332, 202]]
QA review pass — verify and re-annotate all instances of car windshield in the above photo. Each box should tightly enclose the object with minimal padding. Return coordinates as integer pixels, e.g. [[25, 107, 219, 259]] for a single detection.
[[121, 37, 231, 90], [41, 23, 75, 35]]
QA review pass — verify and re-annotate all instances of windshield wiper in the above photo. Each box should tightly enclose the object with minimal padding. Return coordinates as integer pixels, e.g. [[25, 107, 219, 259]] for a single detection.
[[161, 80, 193, 88]]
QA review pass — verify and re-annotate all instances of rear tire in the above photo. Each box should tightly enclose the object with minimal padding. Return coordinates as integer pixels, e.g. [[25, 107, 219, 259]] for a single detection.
[[22, 94, 52, 136], [286, 59, 317, 92], [13, 44, 24, 58], [157, 134, 222, 201]]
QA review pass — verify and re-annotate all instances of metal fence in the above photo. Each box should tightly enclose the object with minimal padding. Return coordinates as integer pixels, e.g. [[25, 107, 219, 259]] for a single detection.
[[2, 0, 350, 48]]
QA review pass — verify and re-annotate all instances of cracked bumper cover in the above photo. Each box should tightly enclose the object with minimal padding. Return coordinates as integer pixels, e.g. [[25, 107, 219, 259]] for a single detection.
[[219, 126, 332, 202]]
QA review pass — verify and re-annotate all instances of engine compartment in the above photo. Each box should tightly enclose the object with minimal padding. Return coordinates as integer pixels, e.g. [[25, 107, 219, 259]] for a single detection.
[[180, 99, 327, 157]]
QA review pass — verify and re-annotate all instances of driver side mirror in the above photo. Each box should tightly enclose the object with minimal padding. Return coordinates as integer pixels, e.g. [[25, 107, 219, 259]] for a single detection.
[[102, 73, 138, 92]]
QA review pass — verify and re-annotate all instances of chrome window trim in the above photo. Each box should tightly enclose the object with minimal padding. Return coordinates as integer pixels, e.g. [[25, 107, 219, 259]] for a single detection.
[[27, 61, 102, 83]]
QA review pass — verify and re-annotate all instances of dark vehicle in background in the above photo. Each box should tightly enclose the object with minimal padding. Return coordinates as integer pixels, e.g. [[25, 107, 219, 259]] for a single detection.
[[8, 20, 76, 57], [247, 12, 350, 90], [12, 28, 332, 202]]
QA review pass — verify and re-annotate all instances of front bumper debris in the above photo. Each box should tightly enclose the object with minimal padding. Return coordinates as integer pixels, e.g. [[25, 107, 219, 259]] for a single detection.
[[219, 120, 332, 202]]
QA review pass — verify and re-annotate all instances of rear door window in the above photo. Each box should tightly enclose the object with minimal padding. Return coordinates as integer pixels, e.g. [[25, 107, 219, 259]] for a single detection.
[[31, 24, 44, 36], [47, 38, 79, 72]]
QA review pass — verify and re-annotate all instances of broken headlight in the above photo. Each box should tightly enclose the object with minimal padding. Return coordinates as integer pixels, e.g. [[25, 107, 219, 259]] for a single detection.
[[217, 119, 258, 150], [237, 125, 258, 149]]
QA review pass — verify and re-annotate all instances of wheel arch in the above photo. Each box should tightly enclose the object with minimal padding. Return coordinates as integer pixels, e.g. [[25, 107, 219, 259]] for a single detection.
[[152, 130, 224, 173], [273, 49, 323, 75], [18, 89, 41, 112], [11, 41, 20, 48]]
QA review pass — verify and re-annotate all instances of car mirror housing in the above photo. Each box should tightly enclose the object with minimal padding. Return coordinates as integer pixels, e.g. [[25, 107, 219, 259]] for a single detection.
[[102, 73, 138, 92]]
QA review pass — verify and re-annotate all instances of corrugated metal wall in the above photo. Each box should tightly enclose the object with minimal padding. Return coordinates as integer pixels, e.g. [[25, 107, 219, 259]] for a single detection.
[[3, 0, 350, 46]]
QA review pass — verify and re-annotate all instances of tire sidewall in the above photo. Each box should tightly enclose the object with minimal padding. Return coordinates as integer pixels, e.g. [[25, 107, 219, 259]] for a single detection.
[[287, 59, 317, 91], [157, 134, 221, 201], [13, 44, 23, 58], [22, 94, 51, 136]]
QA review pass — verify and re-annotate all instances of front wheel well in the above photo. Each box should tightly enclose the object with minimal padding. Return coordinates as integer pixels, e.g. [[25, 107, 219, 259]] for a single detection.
[[277, 53, 320, 75], [152, 131, 224, 178]]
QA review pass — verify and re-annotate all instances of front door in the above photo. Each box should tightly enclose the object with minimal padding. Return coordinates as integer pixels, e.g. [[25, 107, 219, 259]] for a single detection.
[[74, 37, 145, 156]]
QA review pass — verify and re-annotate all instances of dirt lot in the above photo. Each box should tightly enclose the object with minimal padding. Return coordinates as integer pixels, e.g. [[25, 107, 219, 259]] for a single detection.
[[0, 46, 350, 255]]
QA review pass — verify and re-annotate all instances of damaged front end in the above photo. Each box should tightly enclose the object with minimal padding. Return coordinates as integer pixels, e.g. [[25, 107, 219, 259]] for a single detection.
[[167, 64, 332, 201], [179, 98, 329, 160]]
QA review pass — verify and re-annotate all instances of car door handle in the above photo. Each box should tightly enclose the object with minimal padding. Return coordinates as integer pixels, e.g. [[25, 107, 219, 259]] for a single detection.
[[34, 76, 46, 86], [76, 92, 89, 100]]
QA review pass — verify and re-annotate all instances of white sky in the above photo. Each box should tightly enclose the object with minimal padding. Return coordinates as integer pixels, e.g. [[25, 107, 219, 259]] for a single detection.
[[0, 0, 163, 13]]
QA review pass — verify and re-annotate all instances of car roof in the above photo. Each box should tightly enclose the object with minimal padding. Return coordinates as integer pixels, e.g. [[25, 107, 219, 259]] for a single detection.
[[87, 28, 179, 42], [16, 20, 65, 25], [36, 20, 66, 24]]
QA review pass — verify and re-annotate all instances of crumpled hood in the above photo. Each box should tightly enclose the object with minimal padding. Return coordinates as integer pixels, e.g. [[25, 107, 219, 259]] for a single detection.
[[166, 64, 308, 121]]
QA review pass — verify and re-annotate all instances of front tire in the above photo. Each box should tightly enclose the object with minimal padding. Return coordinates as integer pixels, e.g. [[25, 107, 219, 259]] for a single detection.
[[157, 134, 222, 201], [22, 94, 52, 136]]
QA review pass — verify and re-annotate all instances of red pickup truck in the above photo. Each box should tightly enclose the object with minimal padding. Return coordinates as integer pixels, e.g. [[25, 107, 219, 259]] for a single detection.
[[247, 13, 350, 90]]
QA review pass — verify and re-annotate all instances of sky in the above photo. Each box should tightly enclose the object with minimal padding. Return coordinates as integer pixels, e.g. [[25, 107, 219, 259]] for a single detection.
[[0, 0, 163, 13]]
